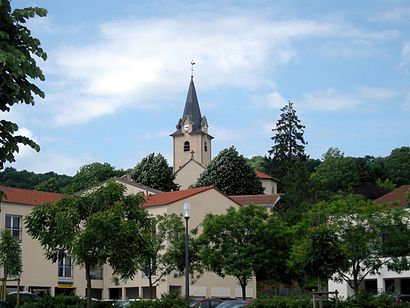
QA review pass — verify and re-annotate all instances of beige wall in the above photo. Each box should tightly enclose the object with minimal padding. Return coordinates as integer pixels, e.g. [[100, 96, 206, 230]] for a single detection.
[[261, 179, 278, 195], [1, 188, 256, 300], [173, 133, 212, 172], [174, 160, 205, 190]]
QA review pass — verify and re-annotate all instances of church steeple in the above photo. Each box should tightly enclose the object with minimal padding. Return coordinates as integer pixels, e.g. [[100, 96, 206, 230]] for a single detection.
[[171, 73, 213, 174]]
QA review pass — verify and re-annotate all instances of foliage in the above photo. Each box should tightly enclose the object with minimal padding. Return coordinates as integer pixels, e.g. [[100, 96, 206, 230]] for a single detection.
[[0, 229, 22, 277], [194, 146, 263, 195], [0, 167, 72, 192], [17, 295, 118, 308], [246, 155, 267, 173], [384, 146, 410, 185], [375, 178, 396, 191], [133, 214, 185, 299], [25, 181, 149, 308], [65, 162, 122, 193], [131, 153, 179, 192], [0, 1, 47, 169], [299, 195, 410, 295], [310, 148, 362, 199], [247, 295, 312, 308], [197, 205, 290, 299], [127, 294, 190, 308]]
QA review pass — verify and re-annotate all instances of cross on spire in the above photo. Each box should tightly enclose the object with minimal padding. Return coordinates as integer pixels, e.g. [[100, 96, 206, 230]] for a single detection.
[[190, 60, 195, 78]]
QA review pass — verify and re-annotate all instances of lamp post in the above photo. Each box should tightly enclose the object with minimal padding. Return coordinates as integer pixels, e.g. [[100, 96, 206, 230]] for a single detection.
[[183, 202, 191, 298]]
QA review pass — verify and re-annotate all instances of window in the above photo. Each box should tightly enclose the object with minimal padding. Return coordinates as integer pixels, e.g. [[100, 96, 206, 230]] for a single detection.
[[5, 215, 22, 240], [90, 265, 103, 280], [204, 142, 208, 152], [58, 256, 73, 278], [184, 141, 190, 152]]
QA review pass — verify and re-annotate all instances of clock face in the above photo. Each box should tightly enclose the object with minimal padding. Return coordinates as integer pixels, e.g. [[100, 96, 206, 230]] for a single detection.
[[203, 126, 208, 133], [183, 124, 190, 132]]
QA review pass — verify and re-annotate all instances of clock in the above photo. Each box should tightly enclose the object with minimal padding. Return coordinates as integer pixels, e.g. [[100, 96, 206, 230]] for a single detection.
[[183, 124, 190, 133], [203, 126, 208, 133]]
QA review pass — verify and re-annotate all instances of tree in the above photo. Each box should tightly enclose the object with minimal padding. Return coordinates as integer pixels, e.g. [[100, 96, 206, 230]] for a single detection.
[[384, 147, 410, 185], [133, 214, 185, 299], [131, 153, 179, 192], [0, 229, 22, 278], [194, 146, 264, 195], [65, 162, 118, 193], [25, 181, 149, 308], [267, 101, 307, 179], [310, 148, 362, 199], [298, 195, 410, 296], [246, 156, 267, 173], [198, 205, 289, 299], [0, 1, 47, 169]]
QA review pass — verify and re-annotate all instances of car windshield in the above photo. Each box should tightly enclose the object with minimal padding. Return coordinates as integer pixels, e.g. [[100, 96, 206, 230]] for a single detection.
[[216, 300, 248, 308]]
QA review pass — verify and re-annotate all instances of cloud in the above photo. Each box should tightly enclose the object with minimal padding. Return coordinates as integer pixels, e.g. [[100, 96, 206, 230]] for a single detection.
[[299, 86, 401, 111], [211, 125, 244, 142], [378, 7, 410, 22], [42, 13, 398, 126], [14, 128, 39, 159]]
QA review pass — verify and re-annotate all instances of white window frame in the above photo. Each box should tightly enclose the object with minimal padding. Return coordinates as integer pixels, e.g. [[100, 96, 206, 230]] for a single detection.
[[58, 255, 73, 278], [5, 214, 22, 240]]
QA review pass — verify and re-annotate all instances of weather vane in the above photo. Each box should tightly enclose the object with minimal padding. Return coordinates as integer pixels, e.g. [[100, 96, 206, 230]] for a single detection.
[[191, 60, 195, 78]]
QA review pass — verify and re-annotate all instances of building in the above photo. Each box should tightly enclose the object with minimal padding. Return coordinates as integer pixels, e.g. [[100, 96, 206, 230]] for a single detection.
[[328, 185, 410, 298], [171, 76, 213, 190], [0, 185, 256, 300], [0, 76, 265, 300]]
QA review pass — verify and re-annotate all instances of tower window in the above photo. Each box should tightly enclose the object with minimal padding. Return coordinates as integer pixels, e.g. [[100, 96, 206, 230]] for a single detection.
[[184, 141, 190, 152], [204, 142, 208, 152]]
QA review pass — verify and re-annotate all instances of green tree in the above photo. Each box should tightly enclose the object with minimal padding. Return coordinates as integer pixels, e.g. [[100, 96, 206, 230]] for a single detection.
[[131, 153, 179, 192], [0, 229, 22, 278], [300, 195, 410, 296], [133, 214, 185, 299], [267, 101, 307, 178], [384, 147, 410, 185], [194, 146, 264, 195], [310, 148, 362, 199], [246, 156, 267, 173], [198, 205, 289, 299], [265, 102, 310, 224], [65, 162, 118, 193], [0, 1, 47, 169], [25, 181, 149, 308]]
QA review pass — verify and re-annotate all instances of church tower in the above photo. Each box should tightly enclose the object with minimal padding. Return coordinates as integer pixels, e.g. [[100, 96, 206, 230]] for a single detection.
[[171, 76, 213, 173]]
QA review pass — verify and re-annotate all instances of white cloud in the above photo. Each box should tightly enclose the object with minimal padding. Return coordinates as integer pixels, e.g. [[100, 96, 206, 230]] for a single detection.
[[357, 86, 399, 101], [14, 127, 39, 159], [300, 88, 360, 111], [265, 91, 288, 108], [42, 13, 396, 126], [378, 7, 410, 22], [211, 125, 244, 142]]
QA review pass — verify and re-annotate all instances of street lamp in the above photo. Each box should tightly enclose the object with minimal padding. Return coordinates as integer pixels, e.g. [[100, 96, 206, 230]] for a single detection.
[[183, 202, 191, 298]]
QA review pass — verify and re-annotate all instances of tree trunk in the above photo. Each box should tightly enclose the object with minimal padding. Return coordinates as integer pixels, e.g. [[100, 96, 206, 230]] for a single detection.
[[317, 277, 323, 308], [148, 275, 153, 299], [85, 263, 92, 308], [241, 282, 247, 300]]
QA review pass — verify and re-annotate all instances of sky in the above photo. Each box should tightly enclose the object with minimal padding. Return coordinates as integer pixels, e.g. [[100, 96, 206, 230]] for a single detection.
[[5, 0, 410, 175]]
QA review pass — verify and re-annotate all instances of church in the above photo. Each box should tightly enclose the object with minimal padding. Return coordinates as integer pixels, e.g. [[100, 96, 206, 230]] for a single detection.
[[0, 74, 280, 301]]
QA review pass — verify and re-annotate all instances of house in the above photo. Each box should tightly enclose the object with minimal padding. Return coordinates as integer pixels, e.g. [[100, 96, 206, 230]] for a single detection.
[[328, 185, 410, 298], [255, 170, 279, 195], [0, 185, 256, 300]]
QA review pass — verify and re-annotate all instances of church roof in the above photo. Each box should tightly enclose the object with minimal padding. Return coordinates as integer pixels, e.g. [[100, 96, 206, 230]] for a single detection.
[[171, 77, 209, 137]]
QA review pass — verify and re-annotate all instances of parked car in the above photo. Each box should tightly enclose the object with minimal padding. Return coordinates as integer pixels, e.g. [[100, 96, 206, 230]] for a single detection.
[[215, 299, 251, 308], [395, 293, 410, 304], [190, 298, 224, 308], [7, 291, 39, 305]]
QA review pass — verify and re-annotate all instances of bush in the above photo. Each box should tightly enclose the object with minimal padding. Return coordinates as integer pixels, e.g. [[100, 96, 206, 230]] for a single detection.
[[128, 294, 189, 308], [18, 294, 85, 308], [248, 296, 312, 308]]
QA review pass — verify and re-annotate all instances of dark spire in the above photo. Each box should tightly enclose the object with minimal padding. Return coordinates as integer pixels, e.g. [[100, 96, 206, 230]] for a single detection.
[[182, 77, 202, 132]]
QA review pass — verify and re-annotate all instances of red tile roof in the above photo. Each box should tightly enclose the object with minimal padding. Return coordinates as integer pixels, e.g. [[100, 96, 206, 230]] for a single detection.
[[143, 186, 214, 207], [230, 194, 280, 206], [374, 185, 410, 208], [255, 170, 279, 181], [0, 186, 64, 206]]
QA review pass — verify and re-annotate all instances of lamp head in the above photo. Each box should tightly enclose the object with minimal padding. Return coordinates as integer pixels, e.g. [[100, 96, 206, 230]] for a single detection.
[[183, 202, 191, 218]]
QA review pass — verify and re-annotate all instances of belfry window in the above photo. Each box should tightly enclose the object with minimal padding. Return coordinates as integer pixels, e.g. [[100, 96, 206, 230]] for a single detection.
[[204, 142, 208, 152], [184, 141, 190, 152]]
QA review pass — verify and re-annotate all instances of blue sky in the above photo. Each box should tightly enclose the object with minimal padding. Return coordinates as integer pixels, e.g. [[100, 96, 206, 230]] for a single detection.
[[5, 0, 410, 175]]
